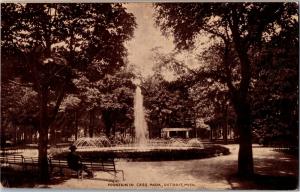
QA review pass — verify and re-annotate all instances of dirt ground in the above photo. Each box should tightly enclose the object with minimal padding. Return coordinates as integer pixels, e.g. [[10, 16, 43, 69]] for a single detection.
[[1, 144, 298, 190]]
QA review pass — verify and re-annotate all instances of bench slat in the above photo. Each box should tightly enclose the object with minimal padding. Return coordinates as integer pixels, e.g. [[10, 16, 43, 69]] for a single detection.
[[48, 157, 124, 180]]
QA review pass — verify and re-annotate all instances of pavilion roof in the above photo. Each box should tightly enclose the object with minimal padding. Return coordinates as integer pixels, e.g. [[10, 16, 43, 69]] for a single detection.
[[161, 128, 192, 132]]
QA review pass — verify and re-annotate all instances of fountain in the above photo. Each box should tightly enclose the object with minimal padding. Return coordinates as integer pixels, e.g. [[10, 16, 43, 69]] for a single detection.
[[73, 136, 112, 148], [53, 80, 230, 161], [134, 85, 148, 146]]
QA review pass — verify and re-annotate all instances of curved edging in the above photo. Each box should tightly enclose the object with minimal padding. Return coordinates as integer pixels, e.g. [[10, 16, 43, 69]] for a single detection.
[[53, 144, 230, 161]]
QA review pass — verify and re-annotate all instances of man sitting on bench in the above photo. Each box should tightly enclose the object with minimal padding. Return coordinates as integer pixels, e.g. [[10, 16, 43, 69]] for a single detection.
[[67, 145, 93, 178]]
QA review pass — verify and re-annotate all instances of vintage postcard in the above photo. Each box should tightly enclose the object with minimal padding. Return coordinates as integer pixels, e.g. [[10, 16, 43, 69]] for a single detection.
[[0, 2, 298, 190]]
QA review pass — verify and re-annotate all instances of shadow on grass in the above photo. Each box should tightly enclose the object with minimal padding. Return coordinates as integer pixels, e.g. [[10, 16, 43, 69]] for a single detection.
[[1, 166, 118, 188], [228, 173, 298, 190], [185, 148, 298, 190], [227, 153, 298, 190], [0, 166, 70, 188]]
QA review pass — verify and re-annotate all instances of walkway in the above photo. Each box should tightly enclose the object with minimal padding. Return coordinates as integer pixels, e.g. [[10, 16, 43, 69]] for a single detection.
[[41, 144, 298, 190]]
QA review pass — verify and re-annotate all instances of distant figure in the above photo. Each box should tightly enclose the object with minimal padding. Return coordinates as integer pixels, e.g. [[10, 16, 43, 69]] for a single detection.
[[67, 145, 93, 178]]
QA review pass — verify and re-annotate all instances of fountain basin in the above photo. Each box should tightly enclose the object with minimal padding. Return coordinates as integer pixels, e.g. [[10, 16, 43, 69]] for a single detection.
[[53, 144, 230, 161]]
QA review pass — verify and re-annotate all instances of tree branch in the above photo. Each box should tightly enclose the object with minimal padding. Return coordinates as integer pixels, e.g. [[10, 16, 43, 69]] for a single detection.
[[222, 28, 237, 93], [229, 8, 251, 98], [202, 26, 228, 43], [7, 79, 33, 88], [48, 81, 66, 124]]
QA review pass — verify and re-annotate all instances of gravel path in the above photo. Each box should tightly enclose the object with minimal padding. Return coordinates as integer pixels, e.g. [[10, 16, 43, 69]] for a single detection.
[[37, 144, 298, 190]]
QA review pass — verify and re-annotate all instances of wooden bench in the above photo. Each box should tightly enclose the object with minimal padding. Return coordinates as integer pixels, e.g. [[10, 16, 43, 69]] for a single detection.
[[83, 159, 124, 181], [49, 158, 124, 181], [0, 155, 42, 172], [1, 147, 22, 155], [0, 154, 124, 181], [22, 156, 40, 171], [48, 159, 70, 176], [0, 154, 24, 166]]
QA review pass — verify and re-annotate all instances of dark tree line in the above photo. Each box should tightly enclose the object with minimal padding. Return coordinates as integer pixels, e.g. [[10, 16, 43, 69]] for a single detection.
[[143, 73, 196, 138]]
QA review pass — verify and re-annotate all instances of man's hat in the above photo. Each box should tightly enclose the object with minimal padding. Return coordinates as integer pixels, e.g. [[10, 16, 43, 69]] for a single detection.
[[69, 145, 77, 150]]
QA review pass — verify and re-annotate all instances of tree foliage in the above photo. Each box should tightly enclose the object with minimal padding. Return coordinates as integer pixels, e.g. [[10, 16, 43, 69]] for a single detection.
[[1, 3, 136, 181], [250, 15, 299, 145], [143, 67, 196, 138], [154, 2, 298, 176]]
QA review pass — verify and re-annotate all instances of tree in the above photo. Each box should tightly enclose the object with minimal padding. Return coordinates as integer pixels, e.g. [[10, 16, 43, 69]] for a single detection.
[[143, 66, 196, 138], [154, 2, 298, 177], [74, 66, 135, 138], [149, 45, 234, 141], [1, 3, 135, 181], [250, 12, 299, 146], [1, 80, 39, 145]]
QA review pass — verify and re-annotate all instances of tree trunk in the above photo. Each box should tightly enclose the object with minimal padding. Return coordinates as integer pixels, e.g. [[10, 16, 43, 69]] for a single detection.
[[38, 126, 49, 182], [84, 112, 88, 137], [227, 16, 254, 177], [223, 105, 228, 144], [223, 124, 228, 145], [29, 126, 33, 144], [84, 126, 88, 137], [112, 122, 116, 136], [49, 126, 55, 145], [38, 89, 49, 183], [103, 110, 112, 137], [13, 123, 17, 145], [74, 110, 78, 140], [89, 109, 95, 137], [234, 96, 254, 177]]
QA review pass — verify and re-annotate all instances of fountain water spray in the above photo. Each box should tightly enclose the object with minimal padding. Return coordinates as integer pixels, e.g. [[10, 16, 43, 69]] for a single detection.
[[134, 83, 148, 146]]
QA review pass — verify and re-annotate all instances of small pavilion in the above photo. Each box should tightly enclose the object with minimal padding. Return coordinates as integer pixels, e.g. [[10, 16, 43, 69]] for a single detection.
[[161, 128, 193, 139]]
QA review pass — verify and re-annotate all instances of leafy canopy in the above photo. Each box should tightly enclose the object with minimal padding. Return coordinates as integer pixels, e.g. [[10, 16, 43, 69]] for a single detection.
[[1, 3, 136, 86]]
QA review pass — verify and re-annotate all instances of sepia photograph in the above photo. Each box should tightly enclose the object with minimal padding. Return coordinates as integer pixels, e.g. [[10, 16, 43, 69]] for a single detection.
[[0, 2, 299, 190]]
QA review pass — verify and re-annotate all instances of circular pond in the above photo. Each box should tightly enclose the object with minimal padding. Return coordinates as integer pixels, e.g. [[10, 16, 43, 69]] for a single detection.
[[53, 138, 230, 161]]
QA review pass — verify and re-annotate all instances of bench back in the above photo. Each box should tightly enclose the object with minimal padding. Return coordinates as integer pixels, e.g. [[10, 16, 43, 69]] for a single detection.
[[0, 154, 24, 164], [49, 157, 116, 172], [23, 156, 39, 164], [0, 155, 49, 166], [84, 158, 116, 172], [49, 159, 69, 168]]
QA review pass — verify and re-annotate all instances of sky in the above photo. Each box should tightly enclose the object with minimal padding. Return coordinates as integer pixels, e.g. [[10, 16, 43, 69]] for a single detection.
[[124, 3, 175, 78]]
